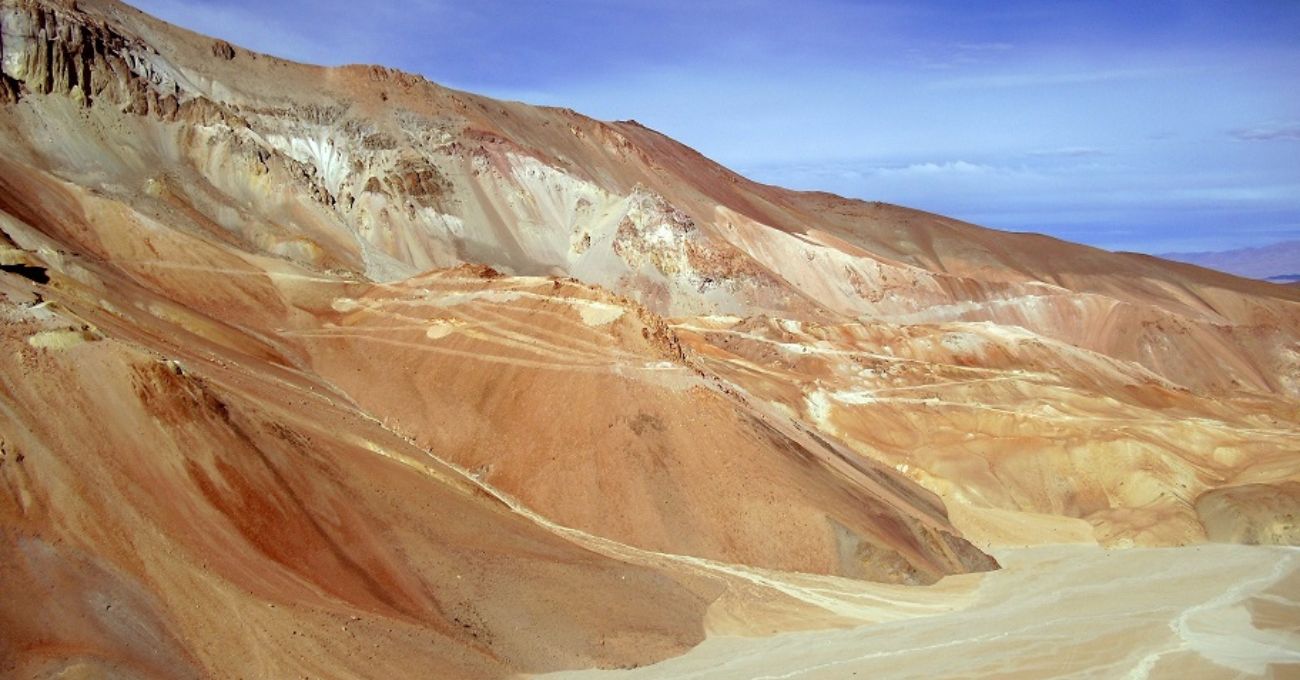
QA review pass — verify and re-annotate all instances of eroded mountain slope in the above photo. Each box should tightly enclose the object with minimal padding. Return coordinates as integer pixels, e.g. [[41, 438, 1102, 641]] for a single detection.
[[0, 149, 994, 582], [0, 269, 718, 678], [1, 0, 1298, 676], [2, 0, 1296, 391], [0, 134, 999, 673]]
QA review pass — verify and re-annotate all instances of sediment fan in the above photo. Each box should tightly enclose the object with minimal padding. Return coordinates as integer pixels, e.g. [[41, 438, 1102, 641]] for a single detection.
[[0, 0, 1297, 677]]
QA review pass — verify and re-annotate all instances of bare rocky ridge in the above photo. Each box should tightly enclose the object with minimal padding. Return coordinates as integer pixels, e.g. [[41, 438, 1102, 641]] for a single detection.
[[0, 0, 1297, 677]]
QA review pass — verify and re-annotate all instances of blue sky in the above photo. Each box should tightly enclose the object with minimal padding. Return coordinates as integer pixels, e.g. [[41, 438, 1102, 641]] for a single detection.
[[129, 0, 1300, 254]]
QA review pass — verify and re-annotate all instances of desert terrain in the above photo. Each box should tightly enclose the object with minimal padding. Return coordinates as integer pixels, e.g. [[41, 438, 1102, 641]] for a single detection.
[[0, 0, 1297, 677]]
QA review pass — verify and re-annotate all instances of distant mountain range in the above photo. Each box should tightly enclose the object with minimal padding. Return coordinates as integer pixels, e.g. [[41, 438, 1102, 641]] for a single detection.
[[1161, 239, 1300, 282]]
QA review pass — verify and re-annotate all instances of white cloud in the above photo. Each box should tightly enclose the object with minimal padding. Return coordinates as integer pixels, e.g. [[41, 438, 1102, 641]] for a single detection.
[[869, 160, 1000, 176], [1231, 123, 1300, 142]]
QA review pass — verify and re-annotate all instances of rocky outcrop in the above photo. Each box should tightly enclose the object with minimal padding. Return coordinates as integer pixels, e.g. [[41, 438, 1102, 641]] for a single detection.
[[2, 0, 171, 110], [210, 38, 234, 60], [0, 1, 252, 133], [612, 187, 786, 297], [365, 156, 449, 207], [0, 2, 371, 221]]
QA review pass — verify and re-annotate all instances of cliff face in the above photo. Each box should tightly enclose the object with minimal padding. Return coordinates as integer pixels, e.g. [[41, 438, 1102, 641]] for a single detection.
[[1, 0, 219, 117], [1, 0, 1298, 677]]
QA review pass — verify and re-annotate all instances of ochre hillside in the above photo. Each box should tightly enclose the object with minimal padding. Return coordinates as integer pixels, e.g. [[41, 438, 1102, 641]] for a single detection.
[[1, 0, 1297, 677]]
